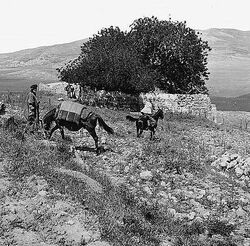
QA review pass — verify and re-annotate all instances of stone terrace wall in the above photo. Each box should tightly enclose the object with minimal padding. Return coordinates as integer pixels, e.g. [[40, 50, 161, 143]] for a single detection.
[[143, 92, 217, 122]]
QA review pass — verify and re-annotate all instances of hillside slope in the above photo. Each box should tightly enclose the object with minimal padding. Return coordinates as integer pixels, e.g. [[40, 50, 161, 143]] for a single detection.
[[211, 93, 250, 112], [200, 29, 250, 97], [0, 39, 87, 91], [1, 92, 250, 245]]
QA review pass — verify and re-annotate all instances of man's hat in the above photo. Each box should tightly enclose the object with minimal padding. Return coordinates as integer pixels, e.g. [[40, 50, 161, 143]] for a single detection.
[[30, 84, 38, 90]]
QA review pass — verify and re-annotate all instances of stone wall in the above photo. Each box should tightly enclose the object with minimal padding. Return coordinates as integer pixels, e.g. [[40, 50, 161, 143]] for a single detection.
[[142, 92, 217, 122], [38, 82, 217, 121], [79, 89, 143, 112]]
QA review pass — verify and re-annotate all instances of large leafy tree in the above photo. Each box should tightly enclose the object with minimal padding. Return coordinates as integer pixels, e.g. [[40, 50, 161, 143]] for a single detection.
[[57, 17, 211, 94], [128, 16, 211, 94], [57, 26, 156, 94]]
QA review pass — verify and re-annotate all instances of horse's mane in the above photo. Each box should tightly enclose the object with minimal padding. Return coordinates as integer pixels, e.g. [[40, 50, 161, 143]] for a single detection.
[[153, 108, 163, 118]]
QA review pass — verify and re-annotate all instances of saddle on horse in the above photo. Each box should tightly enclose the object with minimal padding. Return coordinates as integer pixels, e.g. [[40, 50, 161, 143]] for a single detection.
[[57, 101, 89, 124], [141, 113, 157, 129]]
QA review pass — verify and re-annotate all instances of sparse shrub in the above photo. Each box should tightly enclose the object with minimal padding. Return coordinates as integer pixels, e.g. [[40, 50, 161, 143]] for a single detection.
[[206, 218, 236, 237], [3, 116, 19, 132], [56, 142, 74, 162], [184, 220, 206, 236], [139, 136, 206, 174]]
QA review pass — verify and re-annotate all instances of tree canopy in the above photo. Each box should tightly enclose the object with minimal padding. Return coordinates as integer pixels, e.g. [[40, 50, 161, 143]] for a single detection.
[[57, 17, 211, 95]]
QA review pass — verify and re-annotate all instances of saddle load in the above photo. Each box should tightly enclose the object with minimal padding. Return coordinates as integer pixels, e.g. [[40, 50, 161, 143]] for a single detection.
[[57, 101, 90, 124]]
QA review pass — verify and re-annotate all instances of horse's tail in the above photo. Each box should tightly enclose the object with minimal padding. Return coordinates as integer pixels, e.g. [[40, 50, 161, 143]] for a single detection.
[[96, 115, 114, 134], [126, 115, 138, 122]]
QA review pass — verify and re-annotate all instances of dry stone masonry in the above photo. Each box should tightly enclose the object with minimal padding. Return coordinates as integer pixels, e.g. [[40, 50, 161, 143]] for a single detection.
[[39, 82, 217, 121], [212, 153, 250, 181], [142, 91, 217, 122]]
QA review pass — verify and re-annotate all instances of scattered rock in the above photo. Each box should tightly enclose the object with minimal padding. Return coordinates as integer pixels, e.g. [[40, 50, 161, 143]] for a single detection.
[[212, 153, 250, 181], [38, 190, 47, 197], [187, 211, 196, 220], [235, 167, 244, 177], [167, 208, 176, 216], [143, 186, 153, 195], [140, 170, 153, 180]]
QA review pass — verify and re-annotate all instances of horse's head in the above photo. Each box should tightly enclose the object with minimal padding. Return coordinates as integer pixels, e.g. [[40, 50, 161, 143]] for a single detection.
[[154, 108, 164, 120]]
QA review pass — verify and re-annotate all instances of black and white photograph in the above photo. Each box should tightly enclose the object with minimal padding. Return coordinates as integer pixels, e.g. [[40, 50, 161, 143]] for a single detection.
[[0, 0, 250, 245]]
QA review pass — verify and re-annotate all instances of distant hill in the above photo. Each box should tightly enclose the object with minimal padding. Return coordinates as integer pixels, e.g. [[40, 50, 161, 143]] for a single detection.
[[211, 93, 250, 112], [199, 28, 250, 97], [0, 28, 250, 97], [0, 39, 88, 91]]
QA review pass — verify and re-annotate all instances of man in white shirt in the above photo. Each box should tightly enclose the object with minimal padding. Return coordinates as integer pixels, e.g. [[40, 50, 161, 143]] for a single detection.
[[140, 98, 156, 128]]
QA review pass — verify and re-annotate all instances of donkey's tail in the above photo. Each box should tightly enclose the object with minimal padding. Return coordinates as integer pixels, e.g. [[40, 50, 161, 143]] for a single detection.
[[97, 115, 114, 134], [126, 115, 138, 122]]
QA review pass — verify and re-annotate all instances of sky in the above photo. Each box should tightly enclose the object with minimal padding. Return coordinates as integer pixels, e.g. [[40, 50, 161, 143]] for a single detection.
[[0, 0, 250, 53]]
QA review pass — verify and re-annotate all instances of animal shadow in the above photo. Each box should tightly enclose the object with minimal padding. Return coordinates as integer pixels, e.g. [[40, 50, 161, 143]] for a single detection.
[[75, 145, 96, 152], [75, 145, 113, 155]]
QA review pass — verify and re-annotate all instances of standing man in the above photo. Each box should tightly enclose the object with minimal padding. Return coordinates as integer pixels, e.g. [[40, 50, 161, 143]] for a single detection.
[[25, 84, 39, 133], [70, 85, 76, 99]]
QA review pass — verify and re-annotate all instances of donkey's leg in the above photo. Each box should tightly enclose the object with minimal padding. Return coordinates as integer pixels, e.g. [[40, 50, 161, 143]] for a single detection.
[[136, 122, 141, 137], [136, 122, 140, 137], [137, 128, 143, 137], [48, 125, 60, 139], [137, 122, 143, 137], [150, 130, 153, 140], [59, 126, 65, 139], [150, 128, 156, 140], [91, 129, 99, 153], [84, 125, 99, 153]]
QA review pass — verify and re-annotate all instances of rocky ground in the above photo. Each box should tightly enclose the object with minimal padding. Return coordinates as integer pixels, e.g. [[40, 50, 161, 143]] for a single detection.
[[0, 155, 111, 246], [1, 90, 250, 245], [74, 119, 250, 245]]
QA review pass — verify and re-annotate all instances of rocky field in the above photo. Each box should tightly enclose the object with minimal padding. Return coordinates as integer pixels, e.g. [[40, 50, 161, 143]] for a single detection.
[[0, 91, 250, 246]]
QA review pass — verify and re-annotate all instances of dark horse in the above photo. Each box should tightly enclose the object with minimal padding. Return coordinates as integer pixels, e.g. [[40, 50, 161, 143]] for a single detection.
[[126, 108, 164, 139], [42, 106, 114, 154]]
